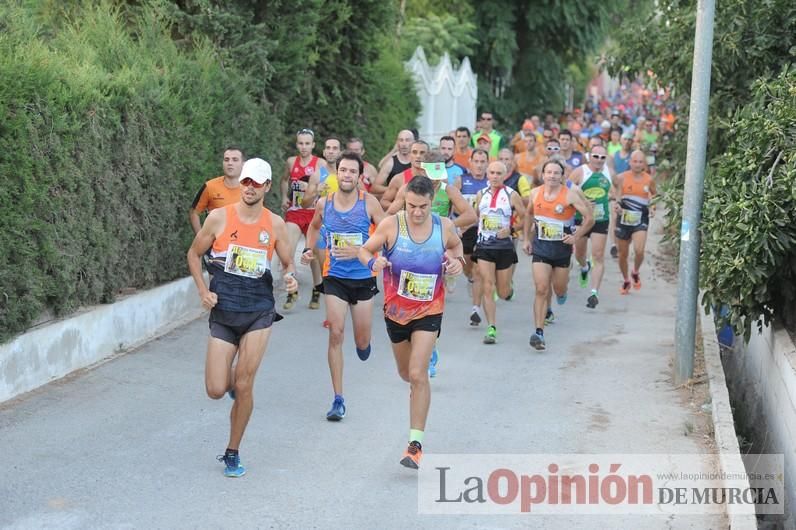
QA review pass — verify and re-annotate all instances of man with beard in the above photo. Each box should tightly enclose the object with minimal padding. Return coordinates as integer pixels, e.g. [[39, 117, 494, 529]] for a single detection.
[[302, 152, 387, 421]]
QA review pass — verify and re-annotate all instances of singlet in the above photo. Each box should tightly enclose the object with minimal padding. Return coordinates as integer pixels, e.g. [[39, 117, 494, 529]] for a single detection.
[[531, 187, 576, 261], [322, 191, 373, 280], [386, 155, 412, 186], [452, 149, 472, 169], [574, 166, 611, 222], [617, 171, 654, 227], [477, 186, 514, 250], [614, 151, 631, 174], [458, 173, 489, 225], [607, 142, 622, 157], [431, 183, 451, 217], [382, 212, 446, 325], [516, 151, 541, 177], [503, 171, 522, 191], [191, 176, 240, 213], [288, 155, 320, 211], [208, 205, 276, 312], [446, 162, 465, 186]]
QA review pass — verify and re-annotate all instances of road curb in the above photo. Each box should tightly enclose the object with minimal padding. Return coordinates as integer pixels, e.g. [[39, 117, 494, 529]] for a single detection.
[[0, 276, 204, 404], [699, 292, 758, 528]]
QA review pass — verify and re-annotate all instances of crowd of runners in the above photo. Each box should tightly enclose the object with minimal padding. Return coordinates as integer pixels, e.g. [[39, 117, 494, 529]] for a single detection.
[[186, 83, 675, 477]]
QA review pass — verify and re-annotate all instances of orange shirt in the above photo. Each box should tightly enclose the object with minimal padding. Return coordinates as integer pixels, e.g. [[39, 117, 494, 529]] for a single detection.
[[453, 148, 472, 170], [192, 176, 240, 213], [515, 150, 544, 178]]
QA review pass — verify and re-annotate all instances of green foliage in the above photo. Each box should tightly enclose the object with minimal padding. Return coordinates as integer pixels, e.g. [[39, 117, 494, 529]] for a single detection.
[[399, 13, 478, 66], [700, 69, 796, 337], [609, 0, 796, 332], [0, 1, 273, 342]]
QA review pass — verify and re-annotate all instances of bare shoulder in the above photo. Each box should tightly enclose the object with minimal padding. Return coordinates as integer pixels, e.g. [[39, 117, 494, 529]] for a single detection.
[[269, 209, 287, 230]]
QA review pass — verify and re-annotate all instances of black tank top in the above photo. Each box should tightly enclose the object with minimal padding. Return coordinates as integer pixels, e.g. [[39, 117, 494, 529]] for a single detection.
[[386, 154, 412, 185]]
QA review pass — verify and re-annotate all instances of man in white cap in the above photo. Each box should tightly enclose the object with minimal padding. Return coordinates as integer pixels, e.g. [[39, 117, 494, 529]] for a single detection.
[[187, 158, 299, 478]]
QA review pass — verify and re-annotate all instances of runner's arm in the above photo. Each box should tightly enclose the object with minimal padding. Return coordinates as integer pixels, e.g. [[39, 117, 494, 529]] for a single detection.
[[189, 183, 210, 234], [523, 192, 536, 241], [510, 190, 525, 225], [568, 187, 594, 238], [386, 184, 406, 215], [371, 156, 394, 196], [301, 170, 321, 208], [358, 215, 395, 271], [380, 175, 402, 210], [305, 198, 325, 251], [446, 185, 477, 229], [186, 208, 223, 301], [272, 214, 298, 292], [281, 158, 293, 211], [441, 217, 464, 275], [365, 193, 388, 226]]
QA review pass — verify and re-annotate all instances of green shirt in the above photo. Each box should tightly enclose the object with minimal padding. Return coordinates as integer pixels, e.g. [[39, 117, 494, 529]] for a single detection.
[[576, 169, 611, 222], [431, 183, 451, 217]]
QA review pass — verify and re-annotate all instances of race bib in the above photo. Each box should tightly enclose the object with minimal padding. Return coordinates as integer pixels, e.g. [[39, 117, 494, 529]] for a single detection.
[[593, 202, 606, 221], [329, 232, 363, 248], [621, 209, 643, 226], [224, 244, 269, 279], [291, 181, 305, 207], [480, 213, 504, 235], [538, 220, 565, 241], [397, 270, 438, 301]]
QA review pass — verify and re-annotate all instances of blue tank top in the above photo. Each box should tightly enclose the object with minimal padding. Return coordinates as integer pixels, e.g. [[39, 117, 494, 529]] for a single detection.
[[614, 151, 630, 174], [457, 173, 489, 224], [323, 191, 372, 280]]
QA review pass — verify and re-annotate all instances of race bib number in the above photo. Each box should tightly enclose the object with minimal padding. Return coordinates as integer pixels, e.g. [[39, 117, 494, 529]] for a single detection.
[[538, 220, 565, 241], [397, 270, 437, 301], [593, 202, 606, 221], [621, 209, 643, 226], [330, 232, 363, 248], [224, 244, 269, 278], [480, 213, 504, 235], [291, 181, 305, 207]]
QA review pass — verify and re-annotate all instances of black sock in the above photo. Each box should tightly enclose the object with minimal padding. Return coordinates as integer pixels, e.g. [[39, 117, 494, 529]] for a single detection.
[[225, 448, 239, 456], [536, 328, 544, 336], [314, 282, 324, 293]]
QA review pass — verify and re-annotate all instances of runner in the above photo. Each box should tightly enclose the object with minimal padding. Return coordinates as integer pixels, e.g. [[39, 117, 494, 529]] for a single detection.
[[346, 137, 378, 190], [358, 175, 465, 469], [613, 132, 634, 175], [522, 160, 593, 350], [187, 158, 298, 477], [453, 127, 473, 169], [189, 146, 244, 234], [472, 161, 525, 344], [302, 151, 387, 420], [437, 135, 466, 185], [371, 129, 414, 197], [568, 144, 613, 309], [380, 140, 430, 208], [454, 149, 490, 326], [471, 111, 504, 159], [281, 128, 328, 311], [514, 133, 543, 183], [613, 150, 657, 294], [558, 129, 584, 169]]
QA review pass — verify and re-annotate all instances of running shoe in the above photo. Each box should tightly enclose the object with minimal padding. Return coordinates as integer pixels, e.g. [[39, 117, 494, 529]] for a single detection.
[[400, 441, 423, 469], [428, 347, 439, 378], [283, 291, 298, 310], [556, 292, 568, 305], [483, 325, 497, 344], [620, 280, 631, 295], [469, 308, 482, 326], [586, 293, 599, 309], [326, 396, 346, 421], [610, 245, 618, 259], [579, 260, 591, 288], [545, 309, 555, 324], [217, 452, 246, 478], [631, 271, 642, 290], [309, 288, 321, 310], [529, 332, 546, 351]]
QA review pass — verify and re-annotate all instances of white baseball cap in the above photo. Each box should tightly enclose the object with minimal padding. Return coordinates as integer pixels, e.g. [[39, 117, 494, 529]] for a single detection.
[[239, 158, 272, 184]]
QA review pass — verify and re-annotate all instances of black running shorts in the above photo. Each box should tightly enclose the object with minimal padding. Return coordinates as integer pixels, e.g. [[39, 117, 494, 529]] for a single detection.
[[323, 276, 378, 305], [384, 314, 442, 343]]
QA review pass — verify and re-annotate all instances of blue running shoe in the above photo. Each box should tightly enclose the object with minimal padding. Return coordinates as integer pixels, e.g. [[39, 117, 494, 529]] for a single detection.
[[217, 452, 246, 478], [556, 292, 568, 305], [326, 395, 346, 421], [428, 347, 439, 378], [529, 332, 546, 351]]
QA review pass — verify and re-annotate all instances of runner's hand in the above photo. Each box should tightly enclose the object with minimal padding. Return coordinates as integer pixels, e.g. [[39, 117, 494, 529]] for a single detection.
[[497, 227, 512, 239], [331, 244, 360, 261], [200, 290, 218, 310], [562, 233, 577, 245], [281, 196, 291, 212], [300, 248, 314, 265], [523, 239, 533, 255], [284, 273, 298, 293], [371, 256, 391, 272], [443, 256, 463, 276]]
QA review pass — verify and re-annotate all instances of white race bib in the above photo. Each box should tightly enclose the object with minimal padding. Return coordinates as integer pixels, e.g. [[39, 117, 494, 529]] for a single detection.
[[594, 203, 605, 220], [397, 270, 437, 301], [538, 220, 565, 241], [480, 213, 504, 236], [224, 244, 269, 278], [329, 232, 363, 248], [621, 209, 643, 226]]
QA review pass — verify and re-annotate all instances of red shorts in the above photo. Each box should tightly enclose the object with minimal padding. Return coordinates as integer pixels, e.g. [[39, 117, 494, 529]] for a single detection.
[[285, 208, 314, 235]]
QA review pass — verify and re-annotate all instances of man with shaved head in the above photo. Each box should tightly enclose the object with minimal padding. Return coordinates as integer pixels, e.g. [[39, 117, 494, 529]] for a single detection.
[[612, 150, 657, 294], [371, 129, 415, 198]]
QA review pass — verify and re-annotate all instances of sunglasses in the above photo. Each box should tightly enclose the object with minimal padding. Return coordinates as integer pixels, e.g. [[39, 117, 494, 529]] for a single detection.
[[591, 154, 607, 160], [240, 177, 265, 188], [297, 128, 315, 138], [546, 146, 561, 152]]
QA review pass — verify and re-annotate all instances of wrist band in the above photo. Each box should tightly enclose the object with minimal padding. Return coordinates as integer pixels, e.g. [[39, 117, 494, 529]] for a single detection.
[[367, 257, 376, 271]]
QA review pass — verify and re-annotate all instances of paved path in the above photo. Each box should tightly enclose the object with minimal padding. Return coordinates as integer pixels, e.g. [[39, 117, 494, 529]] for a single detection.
[[0, 220, 724, 529]]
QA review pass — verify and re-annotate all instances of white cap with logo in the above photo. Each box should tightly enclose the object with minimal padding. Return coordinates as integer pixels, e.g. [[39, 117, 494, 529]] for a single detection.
[[239, 158, 272, 184]]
